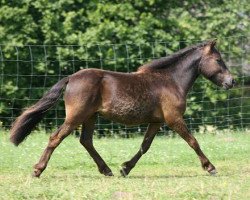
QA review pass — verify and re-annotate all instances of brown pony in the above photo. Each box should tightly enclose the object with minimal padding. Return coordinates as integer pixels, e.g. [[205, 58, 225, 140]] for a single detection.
[[10, 40, 235, 177]]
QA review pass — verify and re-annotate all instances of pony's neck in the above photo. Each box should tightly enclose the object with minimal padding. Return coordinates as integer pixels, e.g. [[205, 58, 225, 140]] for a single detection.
[[169, 50, 201, 97]]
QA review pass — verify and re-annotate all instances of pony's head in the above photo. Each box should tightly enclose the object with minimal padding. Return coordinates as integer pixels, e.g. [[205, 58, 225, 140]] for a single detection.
[[199, 40, 235, 89]]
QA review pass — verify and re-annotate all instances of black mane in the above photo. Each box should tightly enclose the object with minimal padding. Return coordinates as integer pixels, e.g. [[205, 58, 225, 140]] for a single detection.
[[138, 41, 209, 72]]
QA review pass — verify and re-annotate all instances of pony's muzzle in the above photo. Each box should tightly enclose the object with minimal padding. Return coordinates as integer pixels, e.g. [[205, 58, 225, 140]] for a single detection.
[[223, 75, 235, 89]]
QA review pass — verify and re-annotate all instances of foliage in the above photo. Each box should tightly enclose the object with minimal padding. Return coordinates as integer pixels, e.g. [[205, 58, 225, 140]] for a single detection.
[[0, 0, 249, 130], [1, 0, 249, 45]]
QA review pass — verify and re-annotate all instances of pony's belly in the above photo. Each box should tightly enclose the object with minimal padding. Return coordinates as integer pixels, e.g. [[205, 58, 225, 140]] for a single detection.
[[99, 104, 163, 125]]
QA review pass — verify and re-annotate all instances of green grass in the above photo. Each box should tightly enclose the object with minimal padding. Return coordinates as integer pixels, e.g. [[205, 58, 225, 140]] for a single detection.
[[0, 130, 250, 200]]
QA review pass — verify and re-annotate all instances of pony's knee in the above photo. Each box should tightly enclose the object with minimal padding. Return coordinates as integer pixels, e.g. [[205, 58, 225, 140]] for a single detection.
[[188, 138, 199, 149], [140, 142, 152, 155], [48, 124, 74, 148], [80, 138, 92, 148], [48, 135, 61, 148]]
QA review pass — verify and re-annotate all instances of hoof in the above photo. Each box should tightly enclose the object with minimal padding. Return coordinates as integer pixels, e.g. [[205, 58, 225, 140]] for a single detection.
[[32, 169, 41, 178], [120, 166, 128, 177], [100, 167, 114, 176], [104, 171, 114, 176], [208, 169, 217, 176]]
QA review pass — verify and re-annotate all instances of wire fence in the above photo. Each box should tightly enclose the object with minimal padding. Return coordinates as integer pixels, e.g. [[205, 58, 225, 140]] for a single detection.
[[0, 36, 250, 136]]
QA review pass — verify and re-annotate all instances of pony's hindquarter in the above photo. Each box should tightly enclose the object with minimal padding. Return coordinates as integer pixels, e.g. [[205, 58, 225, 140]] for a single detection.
[[10, 77, 69, 146]]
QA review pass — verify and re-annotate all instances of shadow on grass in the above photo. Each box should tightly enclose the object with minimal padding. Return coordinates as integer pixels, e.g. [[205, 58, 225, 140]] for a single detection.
[[126, 174, 219, 179], [48, 172, 230, 180]]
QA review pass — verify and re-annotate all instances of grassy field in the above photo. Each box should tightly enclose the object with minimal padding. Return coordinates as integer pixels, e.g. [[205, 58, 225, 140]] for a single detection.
[[0, 130, 250, 200]]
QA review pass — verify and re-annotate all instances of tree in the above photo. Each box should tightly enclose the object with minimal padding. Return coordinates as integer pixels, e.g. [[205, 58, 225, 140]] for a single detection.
[[0, 0, 249, 131]]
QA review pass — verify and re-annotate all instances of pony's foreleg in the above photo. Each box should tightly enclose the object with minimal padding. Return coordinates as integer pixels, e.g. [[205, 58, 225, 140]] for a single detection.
[[33, 122, 77, 177], [120, 123, 162, 177], [165, 115, 217, 175], [80, 116, 113, 176]]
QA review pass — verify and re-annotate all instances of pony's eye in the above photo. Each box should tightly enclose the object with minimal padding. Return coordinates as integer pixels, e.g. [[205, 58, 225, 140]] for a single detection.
[[216, 59, 222, 64]]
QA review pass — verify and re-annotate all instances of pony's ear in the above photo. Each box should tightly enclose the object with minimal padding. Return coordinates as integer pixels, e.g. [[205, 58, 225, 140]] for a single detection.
[[203, 39, 217, 54], [209, 39, 217, 48]]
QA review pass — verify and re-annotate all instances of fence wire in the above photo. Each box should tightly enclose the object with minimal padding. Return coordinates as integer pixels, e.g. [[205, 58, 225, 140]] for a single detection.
[[0, 36, 250, 136]]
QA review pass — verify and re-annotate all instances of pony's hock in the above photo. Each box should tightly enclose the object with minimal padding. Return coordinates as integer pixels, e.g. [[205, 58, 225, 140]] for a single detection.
[[10, 40, 235, 177]]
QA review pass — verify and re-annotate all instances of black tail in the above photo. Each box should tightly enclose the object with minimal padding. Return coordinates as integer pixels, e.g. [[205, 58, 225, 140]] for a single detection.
[[10, 77, 69, 146]]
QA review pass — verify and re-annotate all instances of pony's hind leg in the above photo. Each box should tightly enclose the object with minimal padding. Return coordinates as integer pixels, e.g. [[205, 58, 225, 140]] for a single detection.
[[120, 123, 162, 177], [80, 115, 113, 176], [33, 121, 78, 177]]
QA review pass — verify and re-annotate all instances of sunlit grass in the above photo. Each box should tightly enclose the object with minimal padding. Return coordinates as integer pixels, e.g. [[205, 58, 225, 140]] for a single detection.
[[0, 130, 250, 199]]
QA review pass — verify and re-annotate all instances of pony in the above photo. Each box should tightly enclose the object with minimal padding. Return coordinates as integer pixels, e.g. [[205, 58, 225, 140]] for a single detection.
[[10, 40, 235, 177]]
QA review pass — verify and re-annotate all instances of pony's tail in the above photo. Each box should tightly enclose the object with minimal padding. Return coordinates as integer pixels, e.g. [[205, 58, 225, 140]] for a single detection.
[[10, 77, 69, 146]]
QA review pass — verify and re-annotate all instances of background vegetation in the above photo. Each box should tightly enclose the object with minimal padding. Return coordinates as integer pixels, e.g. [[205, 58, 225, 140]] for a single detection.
[[0, 0, 250, 133], [1, 0, 249, 45]]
